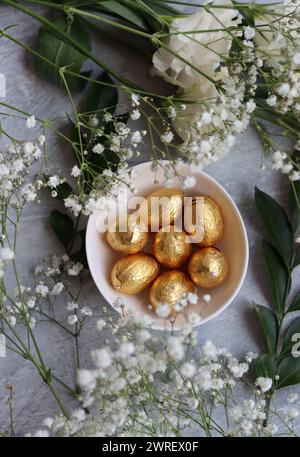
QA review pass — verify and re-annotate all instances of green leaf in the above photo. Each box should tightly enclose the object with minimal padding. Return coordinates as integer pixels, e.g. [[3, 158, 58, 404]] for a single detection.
[[100, 0, 149, 30], [290, 181, 300, 233], [262, 239, 289, 314], [49, 210, 74, 250], [35, 15, 91, 92], [277, 355, 300, 388], [281, 317, 300, 357], [145, 0, 178, 15], [84, 72, 118, 115], [255, 187, 294, 268], [70, 229, 88, 268], [255, 304, 278, 356], [54, 181, 73, 201], [288, 295, 300, 313], [255, 354, 276, 378]]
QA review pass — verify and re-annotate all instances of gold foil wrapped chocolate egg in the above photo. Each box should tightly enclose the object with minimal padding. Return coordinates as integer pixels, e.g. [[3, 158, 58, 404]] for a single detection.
[[106, 216, 148, 254], [111, 253, 159, 295], [185, 195, 223, 246], [188, 247, 229, 288], [150, 270, 194, 313], [138, 188, 184, 229], [152, 226, 192, 269]]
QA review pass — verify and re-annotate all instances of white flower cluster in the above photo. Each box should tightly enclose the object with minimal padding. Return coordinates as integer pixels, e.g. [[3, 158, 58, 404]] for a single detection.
[[37, 311, 298, 437], [255, 1, 300, 115], [272, 150, 300, 181], [50, 101, 150, 217], [0, 135, 43, 202], [33, 254, 93, 327], [152, 0, 258, 168], [2, 254, 90, 331], [0, 246, 14, 279]]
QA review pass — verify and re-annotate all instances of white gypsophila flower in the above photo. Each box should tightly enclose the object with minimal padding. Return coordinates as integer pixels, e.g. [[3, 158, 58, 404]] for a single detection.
[[281, 406, 299, 422], [35, 284, 49, 298], [155, 304, 171, 318], [244, 26, 255, 40], [67, 263, 84, 276], [67, 301, 78, 311], [77, 369, 96, 389], [264, 424, 278, 436], [92, 143, 105, 154], [37, 135, 45, 145], [255, 377, 273, 393], [71, 165, 81, 178], [131, 131, 142, 144], [187, 292, 198, 305], [25, 115, 36, 128], [96, 319, 106, 331], [91, 347, 112, 368], [72, 409, 86, 422], [203, 294, 211, 304], [167, 336, 184, 361], [245, 351, 259, 363], [48, 175, 60, 188], [89, 115, 99, 127], [130, 109, 141, 120], [43, 417, 54, 429], [51, 282, 64, 295], [1, 247, 14, 260], [202, 340, 218, 358], [182, 175, 196, 189], [131, 93, 140, 106], [67, 314, 78, 326], [118, 342, 135, 359], [80, 306, 93, 317], [161, 130, 174, 144], [181, 362, 196, 379], [7, 315, 16, 326], [26, 299, 36, 310], [187, 311, 202, 326]]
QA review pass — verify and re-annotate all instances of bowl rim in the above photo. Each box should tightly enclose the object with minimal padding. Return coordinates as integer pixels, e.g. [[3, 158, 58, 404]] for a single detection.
[[86, 160, 249, 330]]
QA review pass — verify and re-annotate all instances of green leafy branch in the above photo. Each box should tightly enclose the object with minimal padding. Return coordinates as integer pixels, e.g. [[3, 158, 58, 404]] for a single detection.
[[254, 184, 300, 421]]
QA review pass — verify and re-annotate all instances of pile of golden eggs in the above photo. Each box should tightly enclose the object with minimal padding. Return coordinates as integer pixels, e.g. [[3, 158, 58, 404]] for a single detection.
[[106, 188, 229, 316]]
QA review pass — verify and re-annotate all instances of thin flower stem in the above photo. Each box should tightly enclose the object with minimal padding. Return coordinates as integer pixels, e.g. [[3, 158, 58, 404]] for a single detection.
[[38, 310, 75, 337], [48, 382, 71, 419], [52, 375, 77, 397]]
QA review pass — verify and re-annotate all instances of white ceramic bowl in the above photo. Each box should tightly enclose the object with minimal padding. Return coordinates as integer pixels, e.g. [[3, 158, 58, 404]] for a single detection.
[[86, 161, 249, 330]]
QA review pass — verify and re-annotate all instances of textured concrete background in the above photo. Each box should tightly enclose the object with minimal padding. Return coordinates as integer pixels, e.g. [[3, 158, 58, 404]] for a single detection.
[[0, 1, 299, 436]]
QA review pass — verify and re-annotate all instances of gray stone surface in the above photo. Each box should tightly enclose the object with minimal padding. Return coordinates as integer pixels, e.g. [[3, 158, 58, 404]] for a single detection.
[[0, 1, 299, 436]]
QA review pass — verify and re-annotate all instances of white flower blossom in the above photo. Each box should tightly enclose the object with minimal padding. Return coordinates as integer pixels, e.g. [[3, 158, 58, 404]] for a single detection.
[[255, 377, 273, 393], [25, 115, 36, 128]]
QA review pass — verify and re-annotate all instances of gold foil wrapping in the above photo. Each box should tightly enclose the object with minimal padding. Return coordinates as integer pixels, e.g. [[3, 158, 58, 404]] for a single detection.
[[152, 226, 192, 269], [138, 188, 184, 229], [111, 253, 159, 294], [150, 270, 194, 312], [106, 217, 149, 254], [188, 247, 229, 288], [186, 195, 223, 246]]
